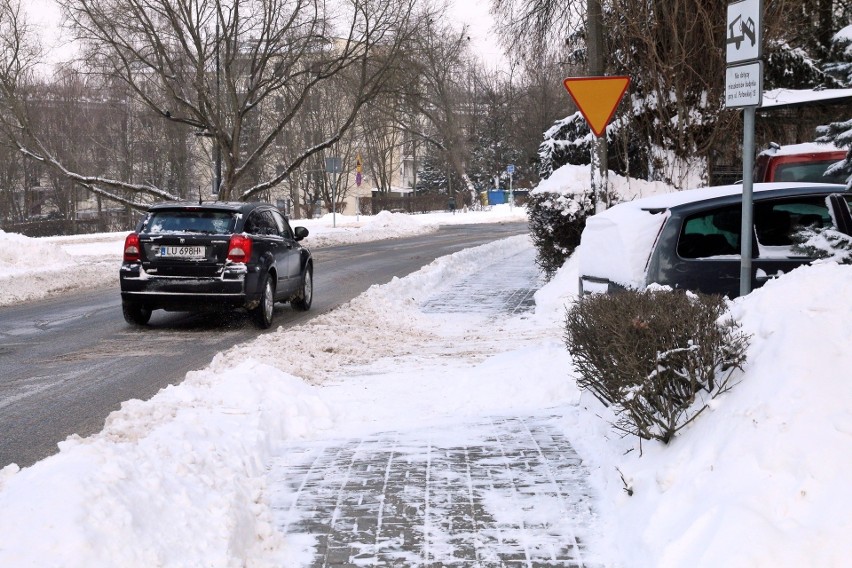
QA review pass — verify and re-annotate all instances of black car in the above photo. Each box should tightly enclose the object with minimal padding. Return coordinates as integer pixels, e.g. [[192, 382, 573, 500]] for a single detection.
[[120, 201, 312, 328], [578, 183, 852, 297]]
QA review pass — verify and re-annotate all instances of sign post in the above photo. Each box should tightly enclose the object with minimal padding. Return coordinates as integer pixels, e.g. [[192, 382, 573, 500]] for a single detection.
[[725, 0, 763, 297], [507, 164, 515, 209], [325, 156, 342, 228], [563, 76, 630, 212]]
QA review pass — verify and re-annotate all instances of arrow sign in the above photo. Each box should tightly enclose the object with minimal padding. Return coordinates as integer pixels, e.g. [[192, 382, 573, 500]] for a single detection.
[[562, 76, 631, 137]]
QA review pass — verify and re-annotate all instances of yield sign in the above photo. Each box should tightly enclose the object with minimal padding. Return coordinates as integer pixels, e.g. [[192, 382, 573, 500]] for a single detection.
[[562, 76, 631, 137]]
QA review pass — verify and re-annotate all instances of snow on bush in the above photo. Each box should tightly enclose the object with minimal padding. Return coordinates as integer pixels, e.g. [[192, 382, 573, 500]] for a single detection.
[[564, 288, 749, 444]]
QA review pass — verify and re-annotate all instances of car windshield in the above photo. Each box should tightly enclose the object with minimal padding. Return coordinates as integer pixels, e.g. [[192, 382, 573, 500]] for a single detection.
[[774, 160, 848, 184], [144, 210, 236, 234]]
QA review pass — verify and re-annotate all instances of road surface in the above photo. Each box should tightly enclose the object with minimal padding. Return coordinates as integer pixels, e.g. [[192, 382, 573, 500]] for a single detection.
[[0, 222, 529, 468]]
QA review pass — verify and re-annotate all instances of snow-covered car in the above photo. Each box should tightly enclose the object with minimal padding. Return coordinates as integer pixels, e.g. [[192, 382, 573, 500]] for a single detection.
[[578, 183, 852, 297], [120, 201, 313, 328]]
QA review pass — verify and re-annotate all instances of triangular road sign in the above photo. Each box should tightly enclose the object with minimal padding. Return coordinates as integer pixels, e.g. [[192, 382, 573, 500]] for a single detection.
[[563, 76, 631, 137]]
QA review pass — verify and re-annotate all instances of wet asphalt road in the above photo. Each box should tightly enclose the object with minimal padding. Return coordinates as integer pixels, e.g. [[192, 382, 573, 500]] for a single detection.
[[0, 222, 528, 468]]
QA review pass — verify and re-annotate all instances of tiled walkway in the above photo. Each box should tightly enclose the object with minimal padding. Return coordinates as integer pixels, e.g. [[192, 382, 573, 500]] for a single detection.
[[269, 416, 599, 567], [267, 247, 603, 567]]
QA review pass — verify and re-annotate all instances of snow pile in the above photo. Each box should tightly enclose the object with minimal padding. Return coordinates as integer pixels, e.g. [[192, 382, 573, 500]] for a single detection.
[[533, 163, 677, 201], [565, 259, 852, 567], [297, 210, 437, 248], [578, 205, 668, 289], [207, 235, 535, 385], [0, 230, 119, 304], [0, 361, 330, 567], [0, 229, 72, 269]]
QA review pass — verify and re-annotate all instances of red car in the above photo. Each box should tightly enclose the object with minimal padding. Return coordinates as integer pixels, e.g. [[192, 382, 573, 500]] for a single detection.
[[754, 142, 848, 183]]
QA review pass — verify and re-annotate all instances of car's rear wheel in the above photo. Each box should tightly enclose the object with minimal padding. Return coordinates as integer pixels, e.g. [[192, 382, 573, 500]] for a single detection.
[[122, 302, 152, 326], [252, 275, 275, 329], [291, 264, 313, 311]]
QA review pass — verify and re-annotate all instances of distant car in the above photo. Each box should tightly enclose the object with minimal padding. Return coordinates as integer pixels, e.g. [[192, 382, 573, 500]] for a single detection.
[[578, 183, 852, 298], [120, 201, 312, 328], [754, 142, 848, 183]]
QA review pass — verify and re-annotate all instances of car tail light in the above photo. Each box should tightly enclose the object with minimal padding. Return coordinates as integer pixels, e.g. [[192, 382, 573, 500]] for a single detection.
[[123, 233, 141, 262], [227, 234, 252, 263]]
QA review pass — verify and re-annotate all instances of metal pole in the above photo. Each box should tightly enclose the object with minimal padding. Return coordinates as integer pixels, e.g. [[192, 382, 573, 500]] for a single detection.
[[740, 106, 756, 297], [587, 0, 608, 212], [332, 172, 337, 228]]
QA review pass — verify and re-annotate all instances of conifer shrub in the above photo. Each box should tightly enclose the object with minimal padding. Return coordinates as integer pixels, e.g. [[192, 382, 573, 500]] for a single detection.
[[564, 288, 749, 444], [793, 226, 852, 264], [527, 191, 595, 279]]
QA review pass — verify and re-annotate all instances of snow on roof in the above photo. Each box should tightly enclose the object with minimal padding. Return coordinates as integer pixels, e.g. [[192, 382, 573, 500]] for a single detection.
[[759, 142, 845, 156], [760, 88, 852, 109], [833, 24, 852, 43], [608, 182, 842, 211]]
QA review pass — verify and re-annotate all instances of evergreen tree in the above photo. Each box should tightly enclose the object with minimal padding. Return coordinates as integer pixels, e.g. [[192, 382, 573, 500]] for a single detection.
[[814, 22, 852, 185], [823, 25, 852, 86]]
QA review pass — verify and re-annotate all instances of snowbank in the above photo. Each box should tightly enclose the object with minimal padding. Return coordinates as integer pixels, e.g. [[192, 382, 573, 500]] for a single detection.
[[533, 163, 677, 201], [0, 361, 330, 567], [561, 258, 852, 567]]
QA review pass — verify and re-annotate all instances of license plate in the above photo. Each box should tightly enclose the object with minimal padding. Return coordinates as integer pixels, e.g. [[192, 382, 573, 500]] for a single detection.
[[159, 245, 206, 258]]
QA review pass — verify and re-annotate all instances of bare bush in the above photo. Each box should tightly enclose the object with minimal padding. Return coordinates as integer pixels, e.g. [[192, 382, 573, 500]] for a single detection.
[[564, 289, 749, 444]]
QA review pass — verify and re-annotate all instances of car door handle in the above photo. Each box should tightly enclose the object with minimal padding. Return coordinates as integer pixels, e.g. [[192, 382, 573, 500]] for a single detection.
[[755, 269, 784, 282]]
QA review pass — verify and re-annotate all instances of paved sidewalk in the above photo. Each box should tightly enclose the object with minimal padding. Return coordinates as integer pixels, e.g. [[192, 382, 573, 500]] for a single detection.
[[267, 247, 604, 567], [269, 414, 601, 568]]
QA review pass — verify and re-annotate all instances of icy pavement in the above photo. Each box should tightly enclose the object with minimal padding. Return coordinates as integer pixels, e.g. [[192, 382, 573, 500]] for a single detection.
[[266, 247, 605, 567]]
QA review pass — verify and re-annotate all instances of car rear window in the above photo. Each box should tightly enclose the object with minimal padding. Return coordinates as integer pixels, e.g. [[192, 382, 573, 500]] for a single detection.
[[143, 210, 237, 234]]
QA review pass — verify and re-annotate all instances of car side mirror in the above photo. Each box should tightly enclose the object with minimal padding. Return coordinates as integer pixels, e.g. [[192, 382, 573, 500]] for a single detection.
[[294, 226, 309, 241]]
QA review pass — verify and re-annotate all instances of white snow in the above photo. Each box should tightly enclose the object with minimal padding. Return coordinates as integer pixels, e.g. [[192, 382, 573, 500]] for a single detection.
[[533, 163, 677, 201], [759, 141, 845, 156], [1, 201, 851, 567], [578, 204, 669, 289], [761, 87, 852, 109]]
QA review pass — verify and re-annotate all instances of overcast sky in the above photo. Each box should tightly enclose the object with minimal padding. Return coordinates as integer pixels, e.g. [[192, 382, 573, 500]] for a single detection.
[[448, 0, 506, 68], [24, 0, 505, 68]]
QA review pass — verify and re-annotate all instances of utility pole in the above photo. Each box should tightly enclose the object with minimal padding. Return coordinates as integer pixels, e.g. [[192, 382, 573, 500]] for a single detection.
[[587, 0, 608, 212]]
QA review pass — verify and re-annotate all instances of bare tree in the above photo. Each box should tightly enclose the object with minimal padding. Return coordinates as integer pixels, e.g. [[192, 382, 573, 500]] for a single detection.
[[360, 94, 405, 192], [0, 0, 48, 220], [491, 0, 584, 64], [0, 0, 426, 208], [394, 16, 480, 203]]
